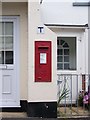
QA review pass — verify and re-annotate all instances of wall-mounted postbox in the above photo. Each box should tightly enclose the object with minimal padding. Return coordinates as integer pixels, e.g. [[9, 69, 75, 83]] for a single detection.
[[35, 41, 51, 82]]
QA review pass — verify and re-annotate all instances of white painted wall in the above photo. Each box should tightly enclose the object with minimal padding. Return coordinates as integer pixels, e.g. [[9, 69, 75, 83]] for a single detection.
[[41, 1, 88, 25], [28, 1, 57, 102]]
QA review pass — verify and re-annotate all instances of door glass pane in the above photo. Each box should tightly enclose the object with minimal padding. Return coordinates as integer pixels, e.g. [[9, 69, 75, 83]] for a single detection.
[[57, 63, 63, 70], [57, 56, 63, 62], [64, 49, 69, 55], [0, 22, 14, 65], [64, 56, 69, 62], [0, 22, 4, 35], [60, 40, 65, 45], [5, 37, 13, 50], [5, 22, 13, 35], [5, 51, 13, 64], [63, 43, 69, 47], [0, 22, 2, 35], [57, 40, 59, 45], [57, 37, 76, 70], [0, 51, 4, 64], [57, 49, 63, 55], [64, 64, 69, 70], [0, 37, 4, 50]]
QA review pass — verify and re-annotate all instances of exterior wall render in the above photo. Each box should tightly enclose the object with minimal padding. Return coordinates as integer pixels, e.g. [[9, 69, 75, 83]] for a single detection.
[[28, 1, 57, 102], [2, 0, 28, 2], [2, 2, 28, 100]]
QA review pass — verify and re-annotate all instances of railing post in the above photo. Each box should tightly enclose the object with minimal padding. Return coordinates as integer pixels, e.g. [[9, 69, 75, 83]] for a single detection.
[[70, 74, 72, 116], [88, 74, 90, 113], [76, 75, 78, 115], [64, 75, 66, 114]]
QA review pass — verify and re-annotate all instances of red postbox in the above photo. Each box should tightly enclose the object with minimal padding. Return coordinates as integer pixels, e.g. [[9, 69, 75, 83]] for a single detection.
[[35, 41, 52, 82]]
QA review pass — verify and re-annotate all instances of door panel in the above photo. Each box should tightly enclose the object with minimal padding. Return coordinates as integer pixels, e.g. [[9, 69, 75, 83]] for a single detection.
[[2, 70, 15, 99], [0, 17, 19, 107], [3, 75, 12, 94]]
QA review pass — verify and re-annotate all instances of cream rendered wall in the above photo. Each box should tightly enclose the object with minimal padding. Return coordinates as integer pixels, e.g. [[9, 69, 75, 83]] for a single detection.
[[28, 1, 57, 102], [2, 2, 28, 100], [2, 0, 28, 2]]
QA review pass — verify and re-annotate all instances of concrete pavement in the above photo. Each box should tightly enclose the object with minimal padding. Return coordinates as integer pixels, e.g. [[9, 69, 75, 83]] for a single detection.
[[1, 112, 90, 120], [1, 117, 90, 120]]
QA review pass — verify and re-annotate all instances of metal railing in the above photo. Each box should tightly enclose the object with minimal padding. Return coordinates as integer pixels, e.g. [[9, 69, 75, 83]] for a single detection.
[[57, 74, 90, 117]]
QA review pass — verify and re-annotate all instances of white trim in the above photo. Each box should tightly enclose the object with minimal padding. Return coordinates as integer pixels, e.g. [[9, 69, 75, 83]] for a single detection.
[[48, 26, 88, 29], [14, 16, 20, 107]]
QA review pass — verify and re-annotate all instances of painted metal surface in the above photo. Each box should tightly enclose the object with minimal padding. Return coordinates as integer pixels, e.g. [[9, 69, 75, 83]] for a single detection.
[[35, 41, 51, 82]]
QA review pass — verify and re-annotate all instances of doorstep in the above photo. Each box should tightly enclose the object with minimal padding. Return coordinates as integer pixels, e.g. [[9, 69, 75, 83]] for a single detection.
[[0, 112, 27, 118]]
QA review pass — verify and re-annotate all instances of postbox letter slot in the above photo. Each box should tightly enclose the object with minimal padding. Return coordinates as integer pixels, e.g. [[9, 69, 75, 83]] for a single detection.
[[38, 77, 41, 79], [38, 46, 49, 50]]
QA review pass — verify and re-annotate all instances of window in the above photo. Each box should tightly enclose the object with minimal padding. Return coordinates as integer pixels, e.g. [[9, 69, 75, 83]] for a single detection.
[[57, 37, 76, 70], [0, 22, 13, 64], [57, 39, 70, 70]]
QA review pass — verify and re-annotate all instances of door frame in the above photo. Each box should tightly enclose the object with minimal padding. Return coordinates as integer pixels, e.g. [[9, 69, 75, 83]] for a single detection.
[[0, 16, 20, 107]]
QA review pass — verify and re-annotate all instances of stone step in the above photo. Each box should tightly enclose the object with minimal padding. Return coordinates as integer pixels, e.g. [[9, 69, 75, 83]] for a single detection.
[[0, 112, 27, 118]]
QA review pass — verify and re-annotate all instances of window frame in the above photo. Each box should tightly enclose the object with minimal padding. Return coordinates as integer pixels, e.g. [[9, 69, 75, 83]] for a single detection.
[[0, 16, 19, 67]]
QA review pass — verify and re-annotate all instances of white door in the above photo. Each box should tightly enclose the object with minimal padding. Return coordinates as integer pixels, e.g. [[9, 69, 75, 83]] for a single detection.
[[0, 17, 20, 107]]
